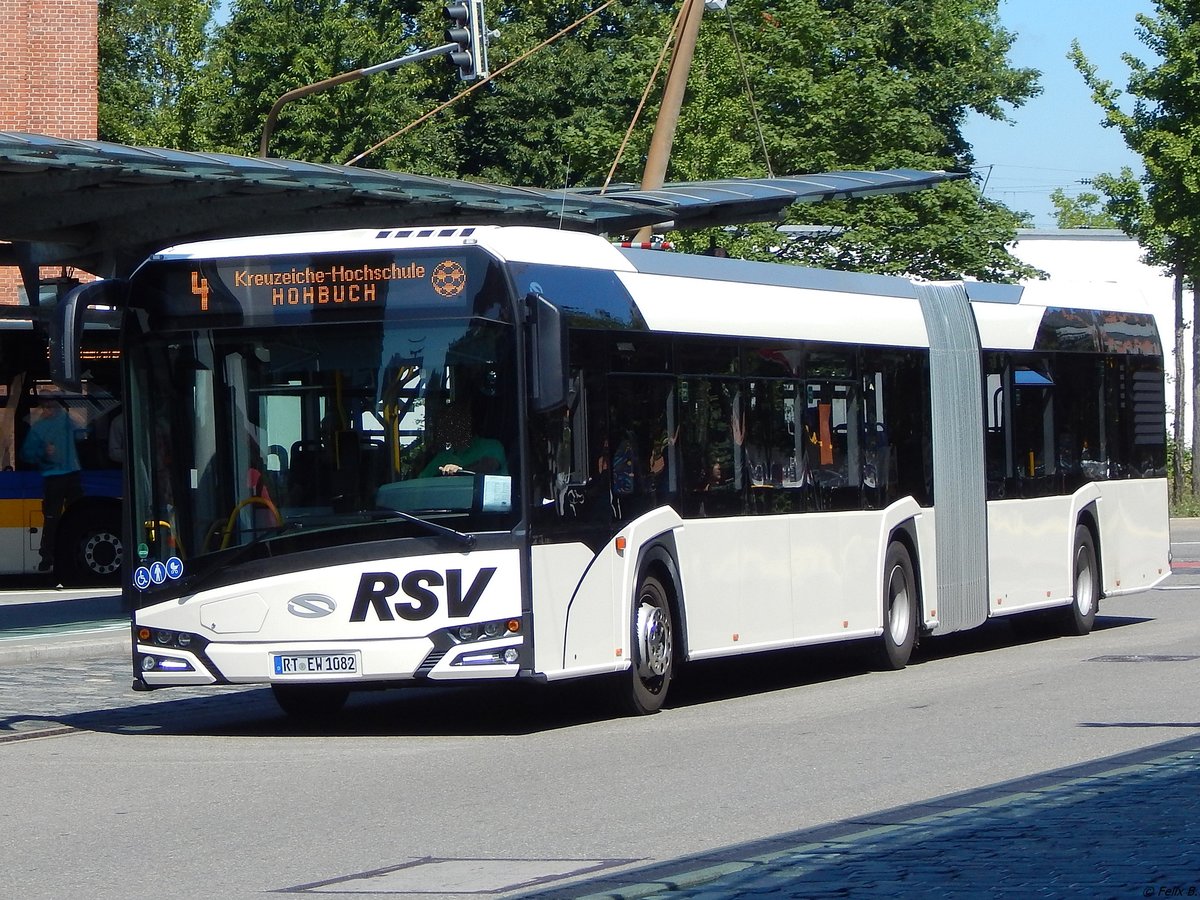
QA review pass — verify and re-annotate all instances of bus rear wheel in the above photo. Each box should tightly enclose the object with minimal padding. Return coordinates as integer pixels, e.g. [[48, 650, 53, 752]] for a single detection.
[[619, 572, 675, 716], [272, 683, 350, 719], [1058, 525, 1098, 636], [877, 541, 917, 670]]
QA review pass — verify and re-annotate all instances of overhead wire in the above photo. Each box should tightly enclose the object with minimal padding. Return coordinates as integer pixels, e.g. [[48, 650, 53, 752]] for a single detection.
[[350, 0, 779, 193], [601, 0, 690, 192], [722, 2, 773, 178], [345, 0, 622, 166]]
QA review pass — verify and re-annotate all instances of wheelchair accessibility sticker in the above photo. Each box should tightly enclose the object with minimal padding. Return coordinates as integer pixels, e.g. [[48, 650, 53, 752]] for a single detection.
[[133, 556, 184, 590]]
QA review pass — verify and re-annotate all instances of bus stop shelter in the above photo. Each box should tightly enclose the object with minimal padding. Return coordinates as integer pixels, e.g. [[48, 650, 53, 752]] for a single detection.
[[0, 130, 964, 304]]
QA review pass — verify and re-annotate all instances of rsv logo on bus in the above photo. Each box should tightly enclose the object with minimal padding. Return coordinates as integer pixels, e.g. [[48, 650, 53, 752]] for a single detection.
[[349, 569, 497, 622]]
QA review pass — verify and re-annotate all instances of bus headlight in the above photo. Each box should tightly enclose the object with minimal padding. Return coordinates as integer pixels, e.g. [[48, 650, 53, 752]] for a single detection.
[[139, 654, 195, 673], [447, 618, 520, 644], [136, 626, 205, 652], [453, 647, 521, 667]]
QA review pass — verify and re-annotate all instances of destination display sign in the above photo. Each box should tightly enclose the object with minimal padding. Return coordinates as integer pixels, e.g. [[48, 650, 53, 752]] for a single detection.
[[137, 249, 499, 325]]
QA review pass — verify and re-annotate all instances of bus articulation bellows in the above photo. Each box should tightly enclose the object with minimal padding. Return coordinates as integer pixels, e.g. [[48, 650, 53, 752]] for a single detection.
[[60, 225, 1167, 716]]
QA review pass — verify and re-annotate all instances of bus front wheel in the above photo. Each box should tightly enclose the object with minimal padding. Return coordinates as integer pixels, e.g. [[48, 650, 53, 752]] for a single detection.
[[619, 572, 676, 716], [877, 541, 917, 670], [1058, 525, 1098, 636]]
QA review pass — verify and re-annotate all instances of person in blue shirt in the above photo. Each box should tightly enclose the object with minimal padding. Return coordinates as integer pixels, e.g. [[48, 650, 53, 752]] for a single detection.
[[21, 393, 83, 573]]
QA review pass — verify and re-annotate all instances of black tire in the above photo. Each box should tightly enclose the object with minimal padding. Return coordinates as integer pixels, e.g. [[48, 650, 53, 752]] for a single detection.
[[877, 540, 918, 670], [58, 507, 123, 586], [1058, 524, 1099, 636], [271, 683, 350, 719], [618, 573, 676, 715]]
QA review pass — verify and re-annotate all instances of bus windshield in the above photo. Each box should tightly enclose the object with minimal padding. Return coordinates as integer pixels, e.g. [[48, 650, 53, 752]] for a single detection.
[[126, 317, 520, 567]]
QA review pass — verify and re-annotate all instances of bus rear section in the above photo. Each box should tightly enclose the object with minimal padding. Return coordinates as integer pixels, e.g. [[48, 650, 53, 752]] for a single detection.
[[974, 287, 1170, 628]]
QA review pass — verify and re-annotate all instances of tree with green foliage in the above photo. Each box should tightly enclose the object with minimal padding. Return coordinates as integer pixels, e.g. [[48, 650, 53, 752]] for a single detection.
[[1049, 188, 1119, 229], [459, 0, 1044, 280], [194, 0, 463, 171], [706, 0, 1039, 280], [99, 0, 1042, 281], [98, 0, 212, 147], [1071, 1, 1200, 498]]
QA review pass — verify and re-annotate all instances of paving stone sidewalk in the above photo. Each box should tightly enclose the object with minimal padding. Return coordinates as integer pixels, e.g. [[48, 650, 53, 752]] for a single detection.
[[527, 734, 1200, 900], [0, 653, 266, 741]]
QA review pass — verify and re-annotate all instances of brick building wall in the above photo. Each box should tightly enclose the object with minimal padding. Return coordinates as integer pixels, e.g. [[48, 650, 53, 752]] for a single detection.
[[0, 0, 98, 304]]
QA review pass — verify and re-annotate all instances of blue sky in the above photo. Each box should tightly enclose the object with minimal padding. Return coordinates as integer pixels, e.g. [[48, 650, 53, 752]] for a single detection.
[[961, 0, 1155, 228]]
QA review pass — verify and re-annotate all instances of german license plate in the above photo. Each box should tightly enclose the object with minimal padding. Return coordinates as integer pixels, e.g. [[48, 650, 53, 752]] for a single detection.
[[272, 651, 360, 677]]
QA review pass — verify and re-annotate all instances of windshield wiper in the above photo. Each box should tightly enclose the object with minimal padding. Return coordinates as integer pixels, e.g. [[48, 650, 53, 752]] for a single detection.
[[367, 509, 477, 549], [174, 510, 475, 597]]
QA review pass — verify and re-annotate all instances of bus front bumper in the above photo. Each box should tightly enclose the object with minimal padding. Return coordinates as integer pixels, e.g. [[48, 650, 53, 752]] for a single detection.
[[135, 633, 524, 688]]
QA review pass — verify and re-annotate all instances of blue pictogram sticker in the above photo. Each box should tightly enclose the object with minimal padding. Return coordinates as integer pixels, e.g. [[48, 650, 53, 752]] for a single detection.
[[133, 566, 152, 590], [166, 556, 184, 580], [150, 561, 168, 585]]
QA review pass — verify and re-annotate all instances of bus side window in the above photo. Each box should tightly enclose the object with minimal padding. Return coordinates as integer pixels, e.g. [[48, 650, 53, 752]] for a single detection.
[[530, 371, 610, 525], [860, 367, 892, 506], [678, 378, 741, 517], [802, 379, 859, 509], [872, 349, 932, 506], [606, 375, 676, 520], [1011, 363, 1056, 496]]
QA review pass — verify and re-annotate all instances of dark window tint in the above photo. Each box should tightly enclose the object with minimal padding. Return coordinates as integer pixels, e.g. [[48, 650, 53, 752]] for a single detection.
[[607, 375, 677, 520]]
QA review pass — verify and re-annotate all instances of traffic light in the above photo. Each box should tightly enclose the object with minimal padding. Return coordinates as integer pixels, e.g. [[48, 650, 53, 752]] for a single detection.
[[444, 0, 488, 81]]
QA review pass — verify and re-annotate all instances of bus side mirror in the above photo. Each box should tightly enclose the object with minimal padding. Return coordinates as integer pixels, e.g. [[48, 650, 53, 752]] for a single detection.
[[527, 292, 568, 413], [51, 279, 126, 389]]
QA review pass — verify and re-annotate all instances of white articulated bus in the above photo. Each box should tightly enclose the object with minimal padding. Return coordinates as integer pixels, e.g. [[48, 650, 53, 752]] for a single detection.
[[61, 225, 1168, 716]]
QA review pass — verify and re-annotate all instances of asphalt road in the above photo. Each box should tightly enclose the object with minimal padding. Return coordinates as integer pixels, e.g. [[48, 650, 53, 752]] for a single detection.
[[0, 524, 1198, 899]]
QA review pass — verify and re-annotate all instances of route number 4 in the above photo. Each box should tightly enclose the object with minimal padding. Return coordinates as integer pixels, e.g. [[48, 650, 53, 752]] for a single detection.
[[191, 271, 210, 311]]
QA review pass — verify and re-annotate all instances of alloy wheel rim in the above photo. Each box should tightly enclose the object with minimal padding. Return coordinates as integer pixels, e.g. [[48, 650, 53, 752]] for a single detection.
[[888, 565, 911, 644], [636, 601, 671, 681]]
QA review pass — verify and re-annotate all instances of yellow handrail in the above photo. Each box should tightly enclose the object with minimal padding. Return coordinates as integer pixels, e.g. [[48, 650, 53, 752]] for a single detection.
[[219, 496, 283, 550]]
